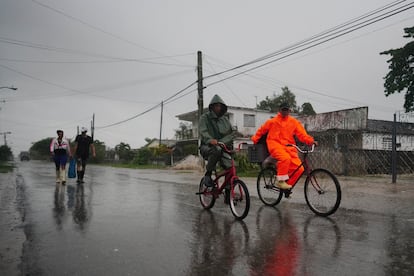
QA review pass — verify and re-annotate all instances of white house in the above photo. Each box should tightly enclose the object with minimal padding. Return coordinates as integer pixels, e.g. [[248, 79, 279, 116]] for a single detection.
[[176, 106, 274, 145], [299, 106, 414, 151]]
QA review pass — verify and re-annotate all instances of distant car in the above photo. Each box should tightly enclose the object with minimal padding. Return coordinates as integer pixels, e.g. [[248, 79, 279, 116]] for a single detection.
[[19, 151, 30, 161]]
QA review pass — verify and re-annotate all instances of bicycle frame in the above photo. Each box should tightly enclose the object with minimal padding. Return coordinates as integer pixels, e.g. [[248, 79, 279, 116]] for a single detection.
[[286, 147, 312, 188], [198, 142, 251, 220], [286, 144, 325, 193], [264, 144, 314, 189], [211, 162, 237, 197], [256, 143, 341, 216], [209, 143, 244, 198]]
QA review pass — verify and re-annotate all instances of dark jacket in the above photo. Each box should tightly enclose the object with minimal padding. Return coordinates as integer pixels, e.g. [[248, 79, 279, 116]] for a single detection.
[[199, 94, 235, 147]]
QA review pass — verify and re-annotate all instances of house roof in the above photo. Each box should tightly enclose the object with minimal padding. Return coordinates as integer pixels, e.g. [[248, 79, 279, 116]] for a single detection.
[[367, 119, 414, 135], [145, 139, 176, 148], [176, 106, 272, 121]]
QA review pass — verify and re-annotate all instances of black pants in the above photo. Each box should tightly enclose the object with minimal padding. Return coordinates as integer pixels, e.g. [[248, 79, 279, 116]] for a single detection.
[[199, 144, 232, 172], [76, 157, 88, 180]]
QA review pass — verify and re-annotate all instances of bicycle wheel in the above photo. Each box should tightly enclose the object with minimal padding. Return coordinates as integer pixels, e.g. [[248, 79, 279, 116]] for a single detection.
[[304, 168, 341, 216], [257, 167, 283, 206], [198, 178, 216, 209], [229, 179, 250, 220]]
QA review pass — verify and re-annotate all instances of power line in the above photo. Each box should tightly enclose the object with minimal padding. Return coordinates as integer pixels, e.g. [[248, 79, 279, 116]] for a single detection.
[[0, 36, 194, 68], [204, 0, 414, 83], [204, 1, 414, 88], [83, 2, 414, 130], [0, 63, 194, 103], [96, 80, 197, 129], [30, 0, 192, 67]]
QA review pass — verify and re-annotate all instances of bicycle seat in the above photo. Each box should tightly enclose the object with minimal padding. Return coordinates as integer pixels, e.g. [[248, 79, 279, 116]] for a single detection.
[[262, 155, 276, 168]]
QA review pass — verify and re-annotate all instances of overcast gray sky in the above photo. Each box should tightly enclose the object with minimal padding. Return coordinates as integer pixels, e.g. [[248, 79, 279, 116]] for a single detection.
[[1, 0, 413, 154]]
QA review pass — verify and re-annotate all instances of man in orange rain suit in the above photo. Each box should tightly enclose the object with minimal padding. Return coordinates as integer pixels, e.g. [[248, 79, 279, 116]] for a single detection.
[[251, 102, 318, 190]]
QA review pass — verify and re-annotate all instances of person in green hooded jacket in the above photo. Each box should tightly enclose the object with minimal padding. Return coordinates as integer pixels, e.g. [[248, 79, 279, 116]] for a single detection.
[[199, 94, 235, 187]]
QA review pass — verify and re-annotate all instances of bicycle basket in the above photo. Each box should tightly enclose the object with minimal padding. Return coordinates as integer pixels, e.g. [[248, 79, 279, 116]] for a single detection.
[[247, 144, 268, 163]]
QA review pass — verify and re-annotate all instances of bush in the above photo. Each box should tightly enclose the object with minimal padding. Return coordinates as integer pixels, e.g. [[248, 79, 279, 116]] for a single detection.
[[0, 145, 13, 161]]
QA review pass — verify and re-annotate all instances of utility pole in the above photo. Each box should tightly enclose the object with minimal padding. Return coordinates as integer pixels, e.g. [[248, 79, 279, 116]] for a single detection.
[[197, 51, 204, 128], [0, 131, 11, 145], [91, 113, 95, 140], [391, 113, 397, 183], [159, 101, 163, 146], [197, 51, 204, 168]]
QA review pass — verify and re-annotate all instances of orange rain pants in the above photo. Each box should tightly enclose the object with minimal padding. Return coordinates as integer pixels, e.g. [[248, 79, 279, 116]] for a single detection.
[[267, 140, 303, 186]]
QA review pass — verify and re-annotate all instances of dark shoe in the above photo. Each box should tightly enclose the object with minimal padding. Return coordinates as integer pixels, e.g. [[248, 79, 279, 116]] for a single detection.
[[203, 175, 213, 187], [224, 189, 230, 204], [76, 179, 81, 184], [284, 189, 292, 199], [80, 179, 85, 184]]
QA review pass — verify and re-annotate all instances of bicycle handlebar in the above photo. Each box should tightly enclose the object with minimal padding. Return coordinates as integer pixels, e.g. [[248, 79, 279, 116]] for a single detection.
[[286, 143, 315, 153], [216, 142, 245, 154], [217, 142, 233, 153]]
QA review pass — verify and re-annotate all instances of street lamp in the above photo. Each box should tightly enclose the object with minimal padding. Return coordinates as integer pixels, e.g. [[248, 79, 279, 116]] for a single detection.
[[0, 86, 17, 91]]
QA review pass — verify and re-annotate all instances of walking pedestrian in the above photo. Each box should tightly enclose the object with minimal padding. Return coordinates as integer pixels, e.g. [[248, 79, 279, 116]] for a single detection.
[[50, 129, 72, 184], [74, 127, 96, 184]]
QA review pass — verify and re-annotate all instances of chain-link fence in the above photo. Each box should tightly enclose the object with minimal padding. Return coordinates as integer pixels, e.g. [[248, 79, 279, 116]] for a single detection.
[[308, 130, 414, 176]]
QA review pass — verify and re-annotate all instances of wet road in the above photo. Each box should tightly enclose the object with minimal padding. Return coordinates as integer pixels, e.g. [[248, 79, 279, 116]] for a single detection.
[[4, 161, 414, 275]]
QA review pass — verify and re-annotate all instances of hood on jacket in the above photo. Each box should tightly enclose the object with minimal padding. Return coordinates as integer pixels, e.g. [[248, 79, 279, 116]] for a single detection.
[[208, 94, 228, 117]]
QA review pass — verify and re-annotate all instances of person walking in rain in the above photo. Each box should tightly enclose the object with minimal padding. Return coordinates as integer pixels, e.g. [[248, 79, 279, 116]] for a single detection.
[[50, 129, 72, 184], [74, 127, 96, 184]]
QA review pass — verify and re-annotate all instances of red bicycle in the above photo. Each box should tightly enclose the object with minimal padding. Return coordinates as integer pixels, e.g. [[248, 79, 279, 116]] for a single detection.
[[196, 142, 250, 220], [256, 144, 341, 217]]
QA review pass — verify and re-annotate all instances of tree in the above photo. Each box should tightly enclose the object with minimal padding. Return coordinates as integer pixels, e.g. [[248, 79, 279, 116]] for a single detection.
[[175, 122, 193, 140], [257, 86, 297, 112], [115, 142, 134, 162], [0, 145, 13, 161], [92, 139, 106, 163], [257, 86, 316, 115], [380, 26, 414, 112], [300, 102, 316, 116], [30, 138, 53, 160], [134, 147, 152, 165]]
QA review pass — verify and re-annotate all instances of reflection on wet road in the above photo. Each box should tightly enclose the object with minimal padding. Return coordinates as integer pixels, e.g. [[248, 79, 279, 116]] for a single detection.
[[15, 161, 414, 275]]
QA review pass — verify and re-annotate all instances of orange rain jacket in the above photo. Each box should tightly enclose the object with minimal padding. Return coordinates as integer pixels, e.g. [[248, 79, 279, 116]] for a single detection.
[[251, 113, 314, 182]]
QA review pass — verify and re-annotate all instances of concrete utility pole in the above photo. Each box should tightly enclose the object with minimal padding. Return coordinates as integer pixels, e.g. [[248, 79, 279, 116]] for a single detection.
[[392, 113, 397, 183], [0, 131, 11, 145], [159, 101, 163, 146], [197, 51, 204, 128], [91, 113, 95, 140], [197, 51, 204, 167]]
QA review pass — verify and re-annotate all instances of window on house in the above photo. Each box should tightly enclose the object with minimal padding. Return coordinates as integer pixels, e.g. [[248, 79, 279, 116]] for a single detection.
[[382, 137, 392, 150], [244, 114, 255, 127]]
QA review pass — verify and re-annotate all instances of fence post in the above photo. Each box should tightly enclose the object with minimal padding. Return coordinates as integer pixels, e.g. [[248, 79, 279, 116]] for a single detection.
[[391, 113, 397, 183]]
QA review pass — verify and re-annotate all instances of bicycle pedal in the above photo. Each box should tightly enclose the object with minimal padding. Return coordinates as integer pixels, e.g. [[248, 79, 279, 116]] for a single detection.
[[284, 191, 292, 198]]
